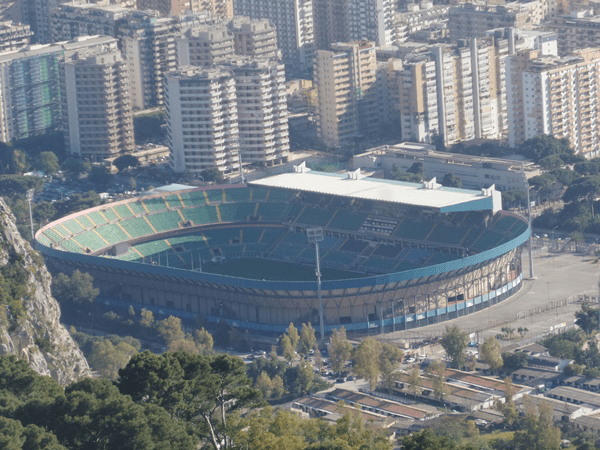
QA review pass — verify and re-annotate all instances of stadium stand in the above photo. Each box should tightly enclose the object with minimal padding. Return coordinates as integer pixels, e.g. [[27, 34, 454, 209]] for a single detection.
[[257, 202, 291, 222], [147, 211, 182, 232], [393, 219, 435, 241], [62, 219, 85, 234], [180, 191, 206, 207], [322, 251, 356, 266], [373, 244, 402, 258], [113, 204, 134, 219], [206, 189, 224, 204], [96, 224, 130, 245], [471, 229, 506, 251], [267, 188, 292, 202], [427, 224, 468, 246], [76, 215, 94, 229], [327, 210, 367, 231], [362, 257, 394, 272], [241, 228, 264, 244], [204, 228, 242, 246], [135, 240, 171, 258], [128, 202, 146, 216], [143, 197, 168, 212], [225, 188, 251, 203], [182, 205, 219, 225], [73, 230, 106, 252], [251, 187, 268, 201], [87, 211, 108, 227], [339, 240, 369, 253], [120, 217, 154, 238], [100, 208, 118, 222], [219, 202, 256, 222], [43, 228, 64, 243], [297, 206, 335, 227], [165, 194, 183, 209]]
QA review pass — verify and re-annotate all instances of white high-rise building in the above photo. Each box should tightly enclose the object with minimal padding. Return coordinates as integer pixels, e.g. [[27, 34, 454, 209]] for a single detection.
[[166, 67, 240, 176], [507, 47, 600, 156], [233, 0, 314, 73], [0, 35, 118, 143], [228, 17, 279, 61], [60, 51, 134, 161], [176, 24, 235, 67]]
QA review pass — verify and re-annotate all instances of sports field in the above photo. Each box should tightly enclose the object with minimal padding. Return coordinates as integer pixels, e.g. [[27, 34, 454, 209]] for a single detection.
[[201, 258, 362, 281]]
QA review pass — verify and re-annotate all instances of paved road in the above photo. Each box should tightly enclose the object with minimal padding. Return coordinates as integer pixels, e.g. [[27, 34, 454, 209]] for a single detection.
[[377, 250, 600, 344]]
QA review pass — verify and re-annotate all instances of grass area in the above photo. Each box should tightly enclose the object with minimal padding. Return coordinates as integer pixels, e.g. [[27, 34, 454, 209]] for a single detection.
[[478, 430, 515, 443], [201, 258, 363, 281]]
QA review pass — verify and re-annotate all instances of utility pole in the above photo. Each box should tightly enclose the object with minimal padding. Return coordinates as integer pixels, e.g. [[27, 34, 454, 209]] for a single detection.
[[307, 227, 325, 344], [522, 169, 534, 279], [26, 189, 34, 240]]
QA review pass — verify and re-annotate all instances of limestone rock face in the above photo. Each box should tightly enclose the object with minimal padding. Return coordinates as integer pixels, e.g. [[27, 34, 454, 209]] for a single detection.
[[0, 198, 90, 385]]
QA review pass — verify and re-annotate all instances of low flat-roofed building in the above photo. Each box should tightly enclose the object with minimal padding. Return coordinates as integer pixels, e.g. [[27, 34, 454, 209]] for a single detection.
[[557, 375, 600, 392], [353, 142, 541, 193], [292, 396, 393, 425], [526, 394, 595, 423], [510, 368, 561, 387], [546, 386, 600, 409]]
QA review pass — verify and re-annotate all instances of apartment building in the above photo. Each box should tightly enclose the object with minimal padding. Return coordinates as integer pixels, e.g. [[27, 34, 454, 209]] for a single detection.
[[165, 67, 240, 176], [17, 0, 71, 44], [224, 58, 289, 167], [448, 3, 537, 40], [0, 35, 118, 143], [394, 2, 450, 45], [228, 17, 279, 61], [314, 41, 380, 147], [119, 15, 180, 109], [0, 21, 33, 52], [50, 3, 144, 43], [60, 51, 134, 161], [547, 10, 600, 56], [176, 24, 234, 66], [233, 0, 314, 73], [136, 0, 233, 18], [507, 48, 600, 156], [313, 0, 396, 49]]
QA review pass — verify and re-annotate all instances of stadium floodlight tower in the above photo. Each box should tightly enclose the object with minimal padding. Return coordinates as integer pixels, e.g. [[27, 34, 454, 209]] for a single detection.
[[307, 227, 325, 343]]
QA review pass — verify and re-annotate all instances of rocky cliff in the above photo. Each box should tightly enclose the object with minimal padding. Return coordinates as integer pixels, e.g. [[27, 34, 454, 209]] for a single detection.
[[0, 198, 89, 385]]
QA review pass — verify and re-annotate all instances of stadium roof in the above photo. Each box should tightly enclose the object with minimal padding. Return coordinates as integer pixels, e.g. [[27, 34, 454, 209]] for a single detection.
[[251, 166, 502, 213]]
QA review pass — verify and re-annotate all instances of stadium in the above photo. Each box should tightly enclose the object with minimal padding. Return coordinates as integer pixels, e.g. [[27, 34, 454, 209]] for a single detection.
[[35, 165, 530, 335]]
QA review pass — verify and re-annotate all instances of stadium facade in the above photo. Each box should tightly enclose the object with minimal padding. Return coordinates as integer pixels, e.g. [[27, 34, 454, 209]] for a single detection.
[[35, 167, 530, 335]]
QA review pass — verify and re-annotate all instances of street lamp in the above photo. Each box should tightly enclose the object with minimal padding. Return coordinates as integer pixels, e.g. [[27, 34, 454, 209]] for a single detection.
[[307, 227, 325, 344], [26, 188, 34, 240], [552, 225, 559, 250], [521, 169, 534, 279]]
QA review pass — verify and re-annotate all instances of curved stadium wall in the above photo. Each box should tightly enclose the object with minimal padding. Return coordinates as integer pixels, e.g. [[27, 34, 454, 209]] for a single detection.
[[35, 184, 530, 335]]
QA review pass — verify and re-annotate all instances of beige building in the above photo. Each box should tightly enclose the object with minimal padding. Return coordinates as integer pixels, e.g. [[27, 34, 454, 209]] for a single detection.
[[507, 47, 600, 156], [136, 0, 233, 17], [547, 10, 600, 56], [0, 21, 32, 52], [166, 67, 240, 176], [176, 24, 235, 66], [314, 41, 380, 147], [229, 17, 279, 61], [393, 2, 450, 45], [60, 50, 134, 161]]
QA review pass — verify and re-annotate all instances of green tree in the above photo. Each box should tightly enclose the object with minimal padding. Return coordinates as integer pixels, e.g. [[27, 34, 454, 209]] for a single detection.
[[284, 361, 315, 396], [255, 371, 273, 398], [298, 323, 317, 356], [501, 326, 516, 340], [157, 316, 185, 344], [502, 352, 529, 371], [329, 326, 352, 373], [34, 151, 59, 176], [11, 149, 28, 174], [427, 360, 449, 405], [200, 167, 225, 184], [379, 343, 404, 391], [140, 308, 154, 328], [112, 155, 139, 172], [280, 334, 295, 362], [442, 173, 462, 188], [352, 337, 382, 390], [0, 417, 66, 450], [287, 323, 300, 351], [194, 327, 214, 354], [518, 327, 529, 338], [480, 336, 503, 372], [51, 270, 99, 304], [441, 325, 468, 368], [60, 157, 86, 180], [407, 365, 422, 400], [513, 398, 561, 450], [407, 162, 424, 175], [88, 165, 113, 188], [87, 339, 137, 380], [496, 377, 518, 427], [575, 303, 599, 334]]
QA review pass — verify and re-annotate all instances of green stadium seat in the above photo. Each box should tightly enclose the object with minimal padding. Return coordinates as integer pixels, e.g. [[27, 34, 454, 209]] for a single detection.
[[427, 224, 468, 245], [116, 251, 142, 262], [37, 235, 52, 246], [182, 205, 219, 225], [271, 243, 302, 258], [73, 230, 106, 252], [147, 211, 182, 232], [297, 206, 334, 227], [203, 228, 241, 246], [471, 230, 506, 251], [257, 202, 291, 222], [100, 208, 118, 222], [251, 187, 268, 201], [96, 223, 130, 245], [134, 240, 171, 258], [493, 216, 515, 232], [322, 251, 356, 266], [60, 240, 84, 253], [327, 210, 367, 231], [44, 228, 64, 243], [180, 191, 206, 207], [206, 189, 224, 204], [224, 188, 251, 203], [114, 204, 134, 219], [143, 197, 168, 212], [76, 215, 94, 229], [393, 220, 434, 241], [128, 202, 146, 216], [268, 188, 292, 202], [165, 194, 183, 209], [62, 219, 84, 234], [241, 228, 264, 244], [120, 217, 154, 238], [362, 257, 394, 272], [219, 203, 256, 222], [87, 211, 108, 226]]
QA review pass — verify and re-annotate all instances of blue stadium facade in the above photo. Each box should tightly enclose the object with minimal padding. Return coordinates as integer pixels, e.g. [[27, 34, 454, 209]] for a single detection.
[[35, 174, 530, 335]]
